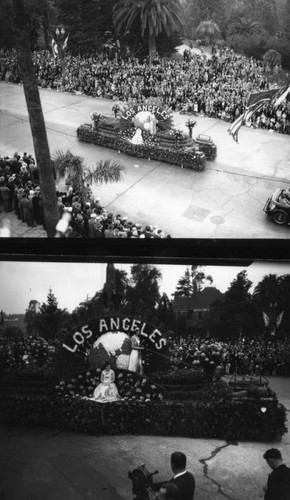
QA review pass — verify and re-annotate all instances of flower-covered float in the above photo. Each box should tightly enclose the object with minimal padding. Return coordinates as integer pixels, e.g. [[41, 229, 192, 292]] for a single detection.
[[77, 100, 212, 171]]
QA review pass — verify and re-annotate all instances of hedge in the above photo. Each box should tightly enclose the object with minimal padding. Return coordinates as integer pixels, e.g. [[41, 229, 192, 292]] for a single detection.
[[0, 393, 287, 442], [77, 125, 206, 171]]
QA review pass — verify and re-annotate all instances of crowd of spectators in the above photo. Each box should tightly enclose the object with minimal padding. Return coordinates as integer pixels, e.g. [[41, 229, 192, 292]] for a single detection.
[[167, 336, 290, 376], [1, 45, 289, 134], [0, 152, 169, 238]]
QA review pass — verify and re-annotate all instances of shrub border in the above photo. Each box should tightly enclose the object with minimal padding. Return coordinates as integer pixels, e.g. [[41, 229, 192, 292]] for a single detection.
[[0, 392, 287, 442]]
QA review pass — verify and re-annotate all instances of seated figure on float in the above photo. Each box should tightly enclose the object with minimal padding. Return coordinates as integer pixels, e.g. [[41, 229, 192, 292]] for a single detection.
[[91, 362, 120, 403]]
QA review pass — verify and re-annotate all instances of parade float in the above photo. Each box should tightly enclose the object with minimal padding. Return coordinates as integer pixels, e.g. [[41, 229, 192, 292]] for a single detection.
[[0, 316, 286, 441], [76, 101, 217, 171]]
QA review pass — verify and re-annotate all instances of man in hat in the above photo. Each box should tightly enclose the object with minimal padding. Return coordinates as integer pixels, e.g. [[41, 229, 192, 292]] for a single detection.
[[263, 448, 290, 500]]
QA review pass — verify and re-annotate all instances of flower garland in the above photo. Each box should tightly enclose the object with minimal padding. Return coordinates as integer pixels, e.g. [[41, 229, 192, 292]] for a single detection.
[[192, 341, 227, 377], [55, 369, 163, 402]]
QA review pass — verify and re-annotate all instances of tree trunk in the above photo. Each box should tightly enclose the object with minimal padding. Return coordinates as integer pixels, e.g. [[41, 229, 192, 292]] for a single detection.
[[148, 32, 157, 59], [42, 18, 49, 51], [11, 0, 59, 237]]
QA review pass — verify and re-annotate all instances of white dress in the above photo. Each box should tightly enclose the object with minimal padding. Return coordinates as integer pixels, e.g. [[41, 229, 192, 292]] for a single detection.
[[128, 335, 143, 374], [92, 369, 120, 403], [130, 128, 143, 145]]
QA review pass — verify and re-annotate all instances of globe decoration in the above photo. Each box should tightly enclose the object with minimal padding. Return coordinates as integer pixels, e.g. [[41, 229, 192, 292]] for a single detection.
[[133, 111, 157, 135], [89, 331, 131, 370]]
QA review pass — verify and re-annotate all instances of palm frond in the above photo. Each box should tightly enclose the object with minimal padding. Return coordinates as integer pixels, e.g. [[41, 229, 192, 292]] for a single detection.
[[91, 159, 126, 185], [52, 150, 85, 179]]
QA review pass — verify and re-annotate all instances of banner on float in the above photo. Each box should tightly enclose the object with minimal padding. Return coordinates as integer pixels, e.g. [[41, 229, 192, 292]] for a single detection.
[[62, 315, 166, 354]]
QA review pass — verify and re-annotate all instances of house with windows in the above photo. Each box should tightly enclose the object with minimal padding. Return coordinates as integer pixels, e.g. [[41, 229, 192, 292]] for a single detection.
[[172, 287, 223, 336]]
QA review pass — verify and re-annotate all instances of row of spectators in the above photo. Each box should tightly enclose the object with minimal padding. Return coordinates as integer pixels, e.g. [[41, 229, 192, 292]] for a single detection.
[[167, 336, 290, 376], [0, 152, 169, 238], [1, 45, 289, 134]]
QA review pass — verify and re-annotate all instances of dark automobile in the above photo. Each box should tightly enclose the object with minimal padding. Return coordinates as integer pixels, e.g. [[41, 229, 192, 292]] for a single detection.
[[264, 188, 290, 225], [194, 134, 217, 160]]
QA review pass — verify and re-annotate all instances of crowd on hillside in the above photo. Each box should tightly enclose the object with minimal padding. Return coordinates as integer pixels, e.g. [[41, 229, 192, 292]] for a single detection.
[[0, 152, 169, 238], [1, 45, 289, 134], [168, 336, 290, 376]]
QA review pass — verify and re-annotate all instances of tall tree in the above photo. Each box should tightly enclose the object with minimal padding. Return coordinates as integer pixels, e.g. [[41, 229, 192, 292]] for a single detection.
[[174, 266, 213, 297], [227, 15, 262, 39], [113, 0, 185, 58], [212, 271, 255, 339], [191, 265, 213, 294], [127, 264, 162, 319], [156, 293, 175, 331], [9, 0, 59, 237], [38, 288, 69, 339], [25, 299, 41, 337], [174, 268, 194, 298], [196, 20, 221, 44]]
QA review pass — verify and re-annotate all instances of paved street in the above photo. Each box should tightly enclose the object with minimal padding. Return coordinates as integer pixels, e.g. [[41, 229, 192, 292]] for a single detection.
[[1, 82, 290, 238], [0, 376, 289, 500]]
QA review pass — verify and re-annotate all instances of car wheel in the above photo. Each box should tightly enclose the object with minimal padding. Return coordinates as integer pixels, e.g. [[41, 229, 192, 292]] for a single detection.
[[272, 210, 289, 225]]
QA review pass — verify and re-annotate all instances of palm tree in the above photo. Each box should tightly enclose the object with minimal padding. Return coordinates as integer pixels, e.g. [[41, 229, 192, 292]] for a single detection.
[[263, 49, 282, 71], [52, 150, 126, 196], [113, 0, 185, 58], [196, 20, 221, 45], [10, 0, 60, 237], [253, 274, 282, 308], [227, 15, 262, 39]]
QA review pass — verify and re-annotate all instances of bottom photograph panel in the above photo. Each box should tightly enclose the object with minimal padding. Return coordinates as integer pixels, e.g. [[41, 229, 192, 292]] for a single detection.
[[1, 260, 290, 500]]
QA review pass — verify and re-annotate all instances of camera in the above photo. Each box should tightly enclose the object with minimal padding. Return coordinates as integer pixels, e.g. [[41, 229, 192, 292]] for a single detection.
[[128, 463, 159, 500]]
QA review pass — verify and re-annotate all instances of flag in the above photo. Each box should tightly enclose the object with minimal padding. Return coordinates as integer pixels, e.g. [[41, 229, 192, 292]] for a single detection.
[[51, 38, 59, 58], [273, 85, 290, 108], [276, 310, 284, 327], [62, 35, 69, 51], [228, 86, 290, 143]]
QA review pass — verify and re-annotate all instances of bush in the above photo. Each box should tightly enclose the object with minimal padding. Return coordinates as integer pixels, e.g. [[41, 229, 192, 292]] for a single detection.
[[77, 125, 206, 171], [0, 393, 286, 442], [152, 368, 206, 385]]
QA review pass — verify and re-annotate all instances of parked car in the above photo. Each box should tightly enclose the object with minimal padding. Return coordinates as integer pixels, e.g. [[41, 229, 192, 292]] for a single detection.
[[264, 188, 290, 225]]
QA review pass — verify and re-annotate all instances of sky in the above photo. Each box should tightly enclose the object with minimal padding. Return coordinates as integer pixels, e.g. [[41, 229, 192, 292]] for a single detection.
[[1, 260, 290, 314]]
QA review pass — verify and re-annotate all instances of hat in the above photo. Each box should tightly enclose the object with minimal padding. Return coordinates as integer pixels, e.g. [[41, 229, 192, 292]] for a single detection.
[[90, 213, 97, 219]]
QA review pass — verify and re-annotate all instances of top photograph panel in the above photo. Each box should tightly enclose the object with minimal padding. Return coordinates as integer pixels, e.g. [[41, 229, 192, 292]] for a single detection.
[[0, 0, 290, 240]]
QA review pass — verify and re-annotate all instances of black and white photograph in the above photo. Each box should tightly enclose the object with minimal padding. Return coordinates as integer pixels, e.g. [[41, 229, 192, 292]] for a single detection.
[[0, 0, 290, 238], [0, 259, 290, 499], [1, 1, 290, 500]]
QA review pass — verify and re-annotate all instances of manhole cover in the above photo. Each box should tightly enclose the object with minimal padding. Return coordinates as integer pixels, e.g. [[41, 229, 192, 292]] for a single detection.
[[210, 215, 225, 225], [183, 205, 211, 222]]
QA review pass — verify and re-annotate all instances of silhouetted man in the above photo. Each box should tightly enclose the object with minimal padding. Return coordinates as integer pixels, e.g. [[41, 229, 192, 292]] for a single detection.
[[263, 448, 290, 500], [170, 452, 195, 500]]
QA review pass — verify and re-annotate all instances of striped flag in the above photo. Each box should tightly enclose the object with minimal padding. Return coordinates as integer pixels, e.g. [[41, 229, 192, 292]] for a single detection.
[[62, 35, 69, 51], [51, 38, 59, 58], [228, 86, 290, 143]]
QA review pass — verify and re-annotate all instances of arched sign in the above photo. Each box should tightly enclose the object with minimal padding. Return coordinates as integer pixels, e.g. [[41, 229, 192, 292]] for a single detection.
[[62, 316, 167, 372], [120, 103, 170, 124], [62, 316, 166, 353]]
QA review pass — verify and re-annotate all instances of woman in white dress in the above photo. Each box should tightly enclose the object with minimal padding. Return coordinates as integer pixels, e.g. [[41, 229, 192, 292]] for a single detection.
[[128, 329, 143, 375], [92, 363, 121, 403]]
